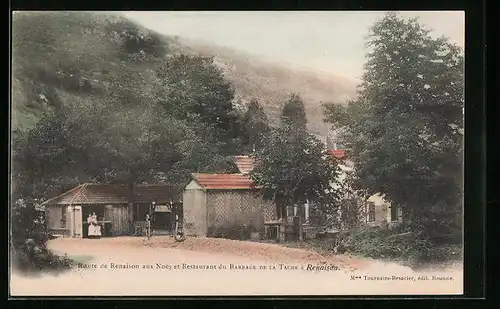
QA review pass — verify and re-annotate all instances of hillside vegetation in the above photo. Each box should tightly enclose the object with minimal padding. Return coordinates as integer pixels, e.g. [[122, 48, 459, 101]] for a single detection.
[[11, 11, 356, 136], [176, 38, 357, 134]]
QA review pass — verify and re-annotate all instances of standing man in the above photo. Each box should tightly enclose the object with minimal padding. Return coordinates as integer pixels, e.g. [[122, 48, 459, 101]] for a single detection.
[[145, 213, 151, 240]]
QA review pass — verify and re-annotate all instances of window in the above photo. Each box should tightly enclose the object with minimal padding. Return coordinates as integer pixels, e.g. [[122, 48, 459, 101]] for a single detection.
[[151, 212, 172, 230], [368, 202, 375, 222], [134, 204, 151, 221], [390, 205, 398, 221], [60, 206, 67, 228]]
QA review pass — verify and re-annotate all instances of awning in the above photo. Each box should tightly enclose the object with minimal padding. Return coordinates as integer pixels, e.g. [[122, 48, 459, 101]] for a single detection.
[[155, 205, 171, 212]]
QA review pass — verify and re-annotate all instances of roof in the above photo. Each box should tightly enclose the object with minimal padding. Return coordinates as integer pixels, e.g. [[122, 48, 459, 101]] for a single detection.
[[327, 149, 346, 159], [43, 183, 183, 206], [191, 173, 259, 190], [233, 155, 256, 174]]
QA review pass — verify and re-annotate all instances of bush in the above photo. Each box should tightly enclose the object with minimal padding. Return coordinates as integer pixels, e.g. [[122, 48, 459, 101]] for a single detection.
[[315, 223, 462, 267], [11, 239, 74, 275], [11, 198, 75, 275], [207, 222, 258, 240]]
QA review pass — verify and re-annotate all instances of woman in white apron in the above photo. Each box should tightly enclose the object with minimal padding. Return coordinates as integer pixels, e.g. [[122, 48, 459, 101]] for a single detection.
[[87, 212, 102, 238], [91, 212, 102, 238], [87, 214, 95, 238]]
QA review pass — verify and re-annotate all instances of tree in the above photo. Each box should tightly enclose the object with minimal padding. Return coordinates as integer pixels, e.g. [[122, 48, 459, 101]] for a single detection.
[[239, 98, 270, 153], [281, 93, 307, 131], [12, 95, 194, 199], [323, 13, 464, 241], [250, 122, 341, 219], [155, 54, 244, 157], [156, 54, 239, 135], [11, 75, 245, 202]]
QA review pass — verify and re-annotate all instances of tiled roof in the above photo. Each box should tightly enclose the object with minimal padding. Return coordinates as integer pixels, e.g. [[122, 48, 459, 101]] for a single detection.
[[327, 149, 346, 159], [191, 173, 259, 190], [43, 183, 183, 205], [233, 155, 256, 174]]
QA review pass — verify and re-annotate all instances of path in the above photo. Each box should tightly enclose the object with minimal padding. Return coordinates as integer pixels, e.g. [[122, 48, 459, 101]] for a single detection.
[[10, 236, 463, 296]]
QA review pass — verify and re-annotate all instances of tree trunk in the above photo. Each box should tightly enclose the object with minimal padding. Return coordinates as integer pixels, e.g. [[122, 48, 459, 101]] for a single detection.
[[298, 214, 303, 241], [128, 181, 135, 235]]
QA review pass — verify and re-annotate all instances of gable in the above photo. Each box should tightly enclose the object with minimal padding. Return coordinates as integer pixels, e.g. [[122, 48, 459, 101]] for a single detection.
[[185, 179, 204, 190], [42, 183, 183, 205], [233, 155, 256, 174], [190, 173, 259, 190]]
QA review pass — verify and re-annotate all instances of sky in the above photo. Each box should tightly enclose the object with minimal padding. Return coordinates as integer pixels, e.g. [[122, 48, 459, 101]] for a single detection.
[[121, 11, 464, 81]]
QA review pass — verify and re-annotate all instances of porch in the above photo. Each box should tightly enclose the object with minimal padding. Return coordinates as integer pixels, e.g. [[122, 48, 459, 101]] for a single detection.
[[42, 183, 183, 239]]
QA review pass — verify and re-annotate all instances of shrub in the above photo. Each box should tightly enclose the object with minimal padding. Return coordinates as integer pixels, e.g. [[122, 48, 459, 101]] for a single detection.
[[314, 223, 462, 267], [11, 239, 74, 275], [11, 198, 75, 275], [207, 222, 258, 240]]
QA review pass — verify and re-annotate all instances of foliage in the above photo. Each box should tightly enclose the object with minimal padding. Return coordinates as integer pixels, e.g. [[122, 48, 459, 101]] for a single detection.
[[323, 13, 464, 241], [11, 198, 75, 274], [239, 98, 270, 153], [12, 97, 241, 201], [250, 120, 341, 212], [11, 12, 170, 133], [281, 93, 308, 131], [156, 55, 238, 134], [334, 224, 462, 266], [250, 94, 341, 220], [207, 222, 258, 240], [292, 224, 462, 267], [104, 18, 168, 60]]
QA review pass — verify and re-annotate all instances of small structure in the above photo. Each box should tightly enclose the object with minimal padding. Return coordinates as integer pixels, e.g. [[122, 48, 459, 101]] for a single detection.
[[182, 173, 277, 238], [232, 155, 257, 174], [326, 147, 402, 227], [41, 183, 182, 238]]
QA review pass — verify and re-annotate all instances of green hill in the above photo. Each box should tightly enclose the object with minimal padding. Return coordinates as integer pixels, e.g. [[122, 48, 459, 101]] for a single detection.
[[11, 11, 356, 136]]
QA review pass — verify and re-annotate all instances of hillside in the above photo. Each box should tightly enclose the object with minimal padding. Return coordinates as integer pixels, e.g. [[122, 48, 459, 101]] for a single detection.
[[11, 11, 357, 136], [172, 38, 357, 135]]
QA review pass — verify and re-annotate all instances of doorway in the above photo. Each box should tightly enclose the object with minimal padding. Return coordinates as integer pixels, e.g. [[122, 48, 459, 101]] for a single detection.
[[390, 205, 398, 222], [152, 211, 173, 231], [82, 205, 105, 238]]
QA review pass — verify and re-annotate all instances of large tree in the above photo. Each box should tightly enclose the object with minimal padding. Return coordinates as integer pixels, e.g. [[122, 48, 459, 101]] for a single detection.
[[239, 98, 270, 153], [155, 54, 244, 156], [250, 122, 341, 220], [155, 55, 239, 134], [281, 93, 307, 131], [12, 51, 247, 202], [324, 13, 464, 239]]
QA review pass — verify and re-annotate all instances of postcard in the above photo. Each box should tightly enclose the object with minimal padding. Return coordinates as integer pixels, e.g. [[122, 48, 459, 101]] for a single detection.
[[10, 10, 464, 296]]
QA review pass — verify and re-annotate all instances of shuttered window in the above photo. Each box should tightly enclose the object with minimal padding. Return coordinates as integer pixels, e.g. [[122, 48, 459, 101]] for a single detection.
[[368, 202, 375, 222], [390, 205, 398, 221], [60, 206, 67, 228]]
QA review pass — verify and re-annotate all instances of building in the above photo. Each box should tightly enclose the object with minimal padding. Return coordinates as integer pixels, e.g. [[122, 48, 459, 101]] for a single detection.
[[326, 147, 403, 227], [182, 173, 276, 237], [182, 156, 315, 241], [41, 183, 183, 238]]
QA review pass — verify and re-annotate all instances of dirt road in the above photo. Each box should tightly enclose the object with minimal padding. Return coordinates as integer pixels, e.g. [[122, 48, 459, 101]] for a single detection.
[[10, 236, 463, 296]]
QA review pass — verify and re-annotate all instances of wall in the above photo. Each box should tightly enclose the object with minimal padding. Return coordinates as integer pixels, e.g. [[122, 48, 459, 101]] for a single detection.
[[205, 190, 276, 235], [104, 204, 131, 236], [334, 158, 403, 226], [182, 181, 207, 236], [367, 194, 391, 225], [68, 205, 83, 237], [45, 205, 67, 230]]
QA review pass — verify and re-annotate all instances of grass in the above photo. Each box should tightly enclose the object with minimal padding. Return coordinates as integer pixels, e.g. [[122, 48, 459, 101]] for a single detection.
[[285, 239, 337, 256], [283, 229, 463, 270], [67, 254, 94, 264]]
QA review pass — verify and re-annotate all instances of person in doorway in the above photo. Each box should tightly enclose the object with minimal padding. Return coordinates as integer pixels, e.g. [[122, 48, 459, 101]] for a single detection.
[[91, 212, 102, 238], [87, 214, 95, 239]]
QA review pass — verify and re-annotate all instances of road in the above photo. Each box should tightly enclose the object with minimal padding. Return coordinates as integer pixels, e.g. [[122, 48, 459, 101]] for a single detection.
[[10, 236, 463, 296]]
